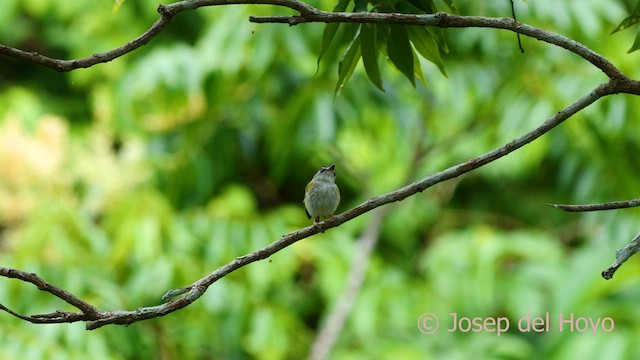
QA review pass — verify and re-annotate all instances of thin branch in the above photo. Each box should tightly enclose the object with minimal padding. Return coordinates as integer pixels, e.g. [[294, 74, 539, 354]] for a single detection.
[[0, 267, 99, 318], [0, 305, 89, 324], [548, 199, 640, 280], [0, 5, 175, 72], [0, 0, 315, 72], [547, 198, 640, 212], [0, 79, 615, 329], [602, 233, 640, 279], [510, 0, 525, 53]]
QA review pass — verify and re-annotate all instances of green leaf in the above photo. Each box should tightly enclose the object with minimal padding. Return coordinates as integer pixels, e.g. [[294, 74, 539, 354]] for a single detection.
[[427, 27, 449, 54], [407, 26, 447, 77], [354, 0, 368, 12], [387, 25, 415, 86], [611, 0, 640, 34], [360, 24, 384, 91], [628, 26, 640, 53], [316, 0, 351, 72], [400, 0, 429, 14], [335, 28, 362, 95], [416, 0, 437, 13], [413, 48, 427, 86], [437, 0, 458, 13]]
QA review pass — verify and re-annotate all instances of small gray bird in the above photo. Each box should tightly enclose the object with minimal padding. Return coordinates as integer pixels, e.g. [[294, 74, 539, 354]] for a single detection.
[[304, 164, 340, 224]]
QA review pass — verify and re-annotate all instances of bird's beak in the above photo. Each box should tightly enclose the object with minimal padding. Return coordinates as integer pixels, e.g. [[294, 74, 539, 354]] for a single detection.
[[329, 164, 336, 171]]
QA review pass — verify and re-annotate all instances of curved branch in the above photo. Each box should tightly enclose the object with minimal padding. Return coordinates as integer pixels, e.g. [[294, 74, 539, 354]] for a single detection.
[[0, 0, 632, 83], [0, 0, 636, 328], [0, 268, 99, 317], [0, 5, 176, 72], [86, 81, 620, 328], [0, 80, 617, 329], [0, 267, 99, 324]]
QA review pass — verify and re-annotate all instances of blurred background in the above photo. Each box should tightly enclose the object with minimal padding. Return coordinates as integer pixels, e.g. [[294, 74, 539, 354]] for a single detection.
[[1, 0, 640, 358]]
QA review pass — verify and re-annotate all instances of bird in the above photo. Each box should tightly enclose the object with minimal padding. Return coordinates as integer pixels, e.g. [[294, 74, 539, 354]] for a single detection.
[[303, 164, 340, 224]]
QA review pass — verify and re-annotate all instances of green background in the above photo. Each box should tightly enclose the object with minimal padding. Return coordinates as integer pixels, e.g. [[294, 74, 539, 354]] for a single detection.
[[1, 0, 640, 358]]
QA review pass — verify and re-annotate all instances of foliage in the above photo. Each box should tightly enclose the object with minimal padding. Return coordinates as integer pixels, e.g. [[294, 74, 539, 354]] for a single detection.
[[319, 0, 451, 93], [1, 0, 640, 359], [611, 0, 640, 52]]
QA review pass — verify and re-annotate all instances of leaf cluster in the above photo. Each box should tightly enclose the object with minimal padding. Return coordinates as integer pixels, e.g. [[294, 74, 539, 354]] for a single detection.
[[319, 0, 453, 93]]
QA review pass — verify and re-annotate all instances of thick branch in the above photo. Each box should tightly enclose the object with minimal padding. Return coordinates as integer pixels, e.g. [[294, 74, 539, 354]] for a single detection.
[[0, 0, 314, 72], [0, 5, 175, 72]]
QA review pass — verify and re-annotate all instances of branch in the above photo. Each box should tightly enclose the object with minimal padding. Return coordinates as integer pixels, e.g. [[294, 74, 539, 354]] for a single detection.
[[0, 0, 633, 84], [0, 267, 99, 323], [547, 198, 640, 212], [548, 199, 640, 280], [0, 79, 618, 328], [0, 0, 316, 72], [252, 11, 626, 81], [602, 233, 640, 279], [1, 0, 637, 328]]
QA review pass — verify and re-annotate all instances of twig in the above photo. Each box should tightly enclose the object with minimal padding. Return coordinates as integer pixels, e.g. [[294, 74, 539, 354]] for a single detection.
[[548, 199, 640, 279], [510, 0, 525, 53], [602, 233, 640, 279], [547, 198, 640, 212], [0, 267, 99, 318], [0, 0, 316, 72]]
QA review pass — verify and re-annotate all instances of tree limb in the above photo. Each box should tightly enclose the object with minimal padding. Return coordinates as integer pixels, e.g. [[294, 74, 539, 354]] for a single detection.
[[0, 0, 632, 83], [0, 79, 620, 328], [2, 0, 639, 328]]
